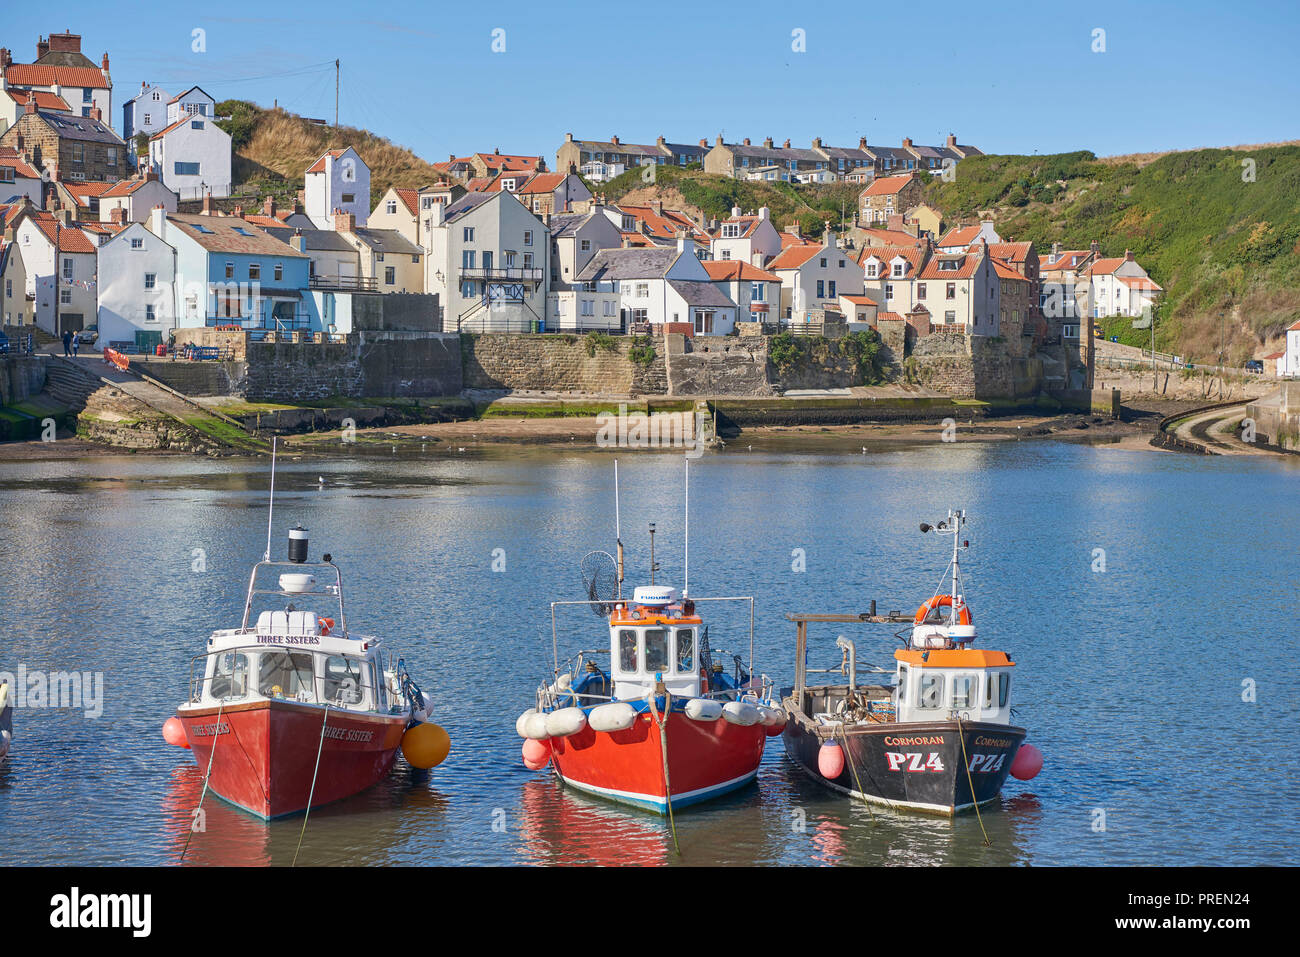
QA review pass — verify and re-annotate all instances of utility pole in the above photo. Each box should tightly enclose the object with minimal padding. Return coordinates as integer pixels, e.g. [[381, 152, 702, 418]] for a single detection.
[[335, 59, 340, 128], [53, 216, 61, 341]]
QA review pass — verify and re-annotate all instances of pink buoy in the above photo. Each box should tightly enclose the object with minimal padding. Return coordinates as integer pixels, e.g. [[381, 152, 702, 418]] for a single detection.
[[162, 716, 189, 749], [522, 738, 550, 768], [818, 741, 845, 779], [1010, 743, 1043, 780]]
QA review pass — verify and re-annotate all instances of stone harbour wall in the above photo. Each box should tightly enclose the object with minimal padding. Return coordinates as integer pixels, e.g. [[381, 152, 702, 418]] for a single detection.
[[244, 332, 462, 402], [461, 333, 667, 395]]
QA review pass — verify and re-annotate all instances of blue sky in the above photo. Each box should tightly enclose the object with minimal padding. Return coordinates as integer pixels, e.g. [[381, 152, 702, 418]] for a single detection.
[[7, 0, 1298, 164]]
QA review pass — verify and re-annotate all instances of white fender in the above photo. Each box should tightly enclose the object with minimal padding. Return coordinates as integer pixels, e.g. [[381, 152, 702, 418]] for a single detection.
[[685, 698, 724, 722], [0, 729, 9, 762], [722, 701, 761, 726], [523, 712, 551, 740], [758, 705, 787, 727], [588, 701, 637, 732], [544, 706, 588, 738], [516, 708, 538, 738]]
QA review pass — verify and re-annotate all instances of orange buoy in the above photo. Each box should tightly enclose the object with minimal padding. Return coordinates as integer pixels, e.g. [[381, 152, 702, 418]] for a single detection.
[[818, 741, 845, 779], [914, 594, 972, 626], [1010, 743, 1043, 780], [162, 716, 189, 748]]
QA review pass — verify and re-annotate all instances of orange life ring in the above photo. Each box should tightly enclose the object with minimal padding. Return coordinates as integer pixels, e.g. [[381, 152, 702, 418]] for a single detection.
[[914, 594, 972, 626], [320, 617, 335, 636]]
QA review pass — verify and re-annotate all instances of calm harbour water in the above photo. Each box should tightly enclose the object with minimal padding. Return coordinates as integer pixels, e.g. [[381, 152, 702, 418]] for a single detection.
[[0, 438, 1296, 866]]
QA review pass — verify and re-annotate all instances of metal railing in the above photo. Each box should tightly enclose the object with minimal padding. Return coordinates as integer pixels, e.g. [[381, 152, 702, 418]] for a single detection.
[[310, 275, 379, 292], [185, 644, 400, 714], [459, 266, 544, 282]]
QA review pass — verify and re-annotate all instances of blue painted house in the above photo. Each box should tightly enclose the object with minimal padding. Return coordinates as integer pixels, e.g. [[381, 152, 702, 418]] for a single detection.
[[147, 207, 317, 333]]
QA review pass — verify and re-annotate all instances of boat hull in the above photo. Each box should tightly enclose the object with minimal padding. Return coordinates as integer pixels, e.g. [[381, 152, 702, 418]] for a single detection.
[[781, 702, 1025, 816], [177, 699, 406, 819], [548, 710, 765, 814]]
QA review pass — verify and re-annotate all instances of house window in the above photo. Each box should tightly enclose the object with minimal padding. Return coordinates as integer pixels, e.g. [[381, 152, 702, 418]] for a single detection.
[[580, 239, 591, 252], [945, 310, 956, 323], [722, 224, 740, 238], [341, 194, 355, 205], [524, 230, 533, 246], [885, 283, 893, 300], [146, 304, 157, 322], [61, 289, 71, 304], [694, 310, 714, 334], [376, 252, 385, 262], [274, 264, 283, 281], [63, 259, 73, 280], [191, 121, 204, 130], [386, 201, 397, 214], [106, 148, 117, 166], [635, 283, 648, 298], [130, 238, 144, 250], [816, 280, 825, 299], [580, 299, 595, 316], [462, 250, 476, 269], [892, 263, 904, 277], [175, 162, 200, 176], [866, 264, 877, 278], [461, 280, 479, 297], [225, 262, 235, 279], [463, 227, 475, 242], [144, 273, 156, 289], [249, 263, 261, 280], [751, 282, 765, 302], [819, 258, 827, 267], [385, 266, 396, 285], [946, 283, 956, 299], [523, 253, 533, 269]]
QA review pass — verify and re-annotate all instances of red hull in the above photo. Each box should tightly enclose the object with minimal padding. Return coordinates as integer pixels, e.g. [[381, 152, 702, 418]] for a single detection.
[[547, 710, 765, 812], [178, 699, 406, 819]]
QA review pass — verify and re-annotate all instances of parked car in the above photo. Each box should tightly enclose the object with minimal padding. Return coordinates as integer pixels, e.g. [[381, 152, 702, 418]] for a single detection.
[[79, 324, 99, 347], [0, 331, 9, 355], [1245, 359, 1264, 374]]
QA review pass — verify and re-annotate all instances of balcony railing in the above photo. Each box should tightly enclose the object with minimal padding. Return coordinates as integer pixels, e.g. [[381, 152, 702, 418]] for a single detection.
[[310, 275, 379, 292], [459, 266, 543, 282]]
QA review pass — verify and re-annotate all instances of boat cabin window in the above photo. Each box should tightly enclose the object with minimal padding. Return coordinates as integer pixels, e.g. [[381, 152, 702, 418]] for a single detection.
[[998, 673, 1011, 707], [259, 651, 316, 701], [952, 675, 973, 710], [644, 628, 669, 673], [370, 661, 386, 710], [984, 673, 996, 708], [897, 664, 909, 703], [676, 629, 695, 672], [982, 672, 1011, 708], [323, 655, 366, 706], [619, 630, 638, 671], [919, 673, 944, 709], [209, 652, 248, 700]]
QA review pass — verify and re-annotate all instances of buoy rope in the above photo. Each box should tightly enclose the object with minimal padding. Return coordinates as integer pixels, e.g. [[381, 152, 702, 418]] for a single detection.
[[293, 703, 332, 867], [648, 691, 681, 857], [180, 699, 224, 862], [955, 713, 991, 847], [835, 724, 876, 825]]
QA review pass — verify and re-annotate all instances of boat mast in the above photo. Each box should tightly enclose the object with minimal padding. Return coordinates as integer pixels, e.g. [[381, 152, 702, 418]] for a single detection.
[[683, 458, 689, 598], [264, 437, 278, 561], [614, 459, 624, 600]]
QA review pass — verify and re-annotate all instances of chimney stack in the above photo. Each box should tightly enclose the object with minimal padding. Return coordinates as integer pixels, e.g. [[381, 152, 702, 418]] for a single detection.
[[1089, 239, 1100, 257], [109, 206, 125, 225], [763, 136, 773, 149], [233, 204, 244, 218], [334, 209, 356, 232], [1124, 249, 1134, 262], [859, 137, 867, 150], [946, 133, 957, 148], [263, 196, 275, 217], [902, 137, 913, 149], [698, 138, 707, 148], [783, 138, 791, 149], [201, 191, 215, 216], [36, 36, 49, 59], [611, 135, 619, 146], [742, 138, 750, 147], [811, 137, 822, 149], [150, 203, 166, 238]]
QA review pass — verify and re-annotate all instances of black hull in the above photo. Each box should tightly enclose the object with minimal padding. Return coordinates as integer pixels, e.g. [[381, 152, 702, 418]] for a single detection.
[[781, 699, 1025, 816]]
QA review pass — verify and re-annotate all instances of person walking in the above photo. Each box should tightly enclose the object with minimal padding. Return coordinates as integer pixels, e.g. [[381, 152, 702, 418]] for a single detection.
[[70, 331, 80, 357], [61, 329, 72, 357]]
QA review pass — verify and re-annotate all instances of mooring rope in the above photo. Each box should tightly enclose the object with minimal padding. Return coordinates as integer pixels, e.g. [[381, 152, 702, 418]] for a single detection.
[[180, 699, 224, 862], [955, 713, 991, 847], [648, 691, 680, 857], [293, 703, 332, 867], [835, 723, 876, 825]]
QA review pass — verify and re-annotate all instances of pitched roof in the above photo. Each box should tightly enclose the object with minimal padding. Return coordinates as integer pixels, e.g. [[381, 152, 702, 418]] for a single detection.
[[441, 191, 496, 223], [306, 149, 349, 174], [990, 259, 1027, 282], [1085, 257, 1135, 277], [3, 88, 72, 112], [166, 213, 309, 257], [861, 174, 915, 197], [669, 279, 736, 308], [861, 243, 930, 276], [701, 260, 781, 282], [876, 311, 907, 322], [475, 152, 542, 172], [62, 181, 115, 204], [859, 227, 920, 247], [1039, 250, 1092, 271], [1118, 274, 1162, 290], [709, 214, 763, 239], [4, 63, 110, 89], [517, 172, 565, 195], [30, 216, 97, 253], [768, 244, 826, 270], [0, 147, 41, 180], [576, 247, 680, 281], [351, 227, 422, 256], [937, 225, 983, 248], [841, 295, 876, 305], [919, 252, 982, 280], [36, 111, 123, 145], [616, 204, 707, 242], [982, 241, 1033, 264], [392, 188, 419, 216], [260, 226, 356, 253]]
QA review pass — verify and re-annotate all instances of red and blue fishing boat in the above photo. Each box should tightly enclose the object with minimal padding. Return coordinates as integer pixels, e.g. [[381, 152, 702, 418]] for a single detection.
[[517, 463, 785, 814]]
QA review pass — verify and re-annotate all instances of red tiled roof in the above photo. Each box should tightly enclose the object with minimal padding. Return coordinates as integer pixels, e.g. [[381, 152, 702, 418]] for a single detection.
[[393, 188, 419, 216], [306, 149, 348, 174], [876, 311, 907, 322], [150, 115, 193, 140], [767, 244, 822, 270], [464, 176, 495, 192], [475, 153, 541, 172], [1118, 274, 1162, 290], [860, 243, 929, 275], [701, 260, 781, 282], [937, 225, 983, 247], [1289, 321, 1300, 332], [1084, 257, 1128, 276], [919, 253, 981, 280], [991, 259, 1027, 282], [518, 172, 565, 194], [981, 241, 1032, 264], [617, 205, 707, 242], [1264, 351, 1285, 359], [4, 63, 110, 90], [779, 232, 817, 249], [1040, 250, 1091, 271], [100, 179, 154, 197], [0, 147, 41, 180], [4, 88, 72, 112], [860, 174, 915, 197], [33, 218, 97, 253], [62, 181, 115, 203], [859, 227, 919, 246], [841, 295, 876, 305]]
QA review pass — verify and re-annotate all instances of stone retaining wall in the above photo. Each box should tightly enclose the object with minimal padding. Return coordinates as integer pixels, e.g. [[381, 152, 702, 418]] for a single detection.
[[461, 333, 667, 395]]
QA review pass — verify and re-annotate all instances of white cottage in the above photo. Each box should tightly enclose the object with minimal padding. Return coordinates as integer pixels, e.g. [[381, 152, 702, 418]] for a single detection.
[[96, 221, 177, 348], [304, 147, 370, 230]]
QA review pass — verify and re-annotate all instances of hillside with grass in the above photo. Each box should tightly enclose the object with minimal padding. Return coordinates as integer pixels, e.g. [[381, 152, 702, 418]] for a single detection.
[[217, 100, 448, 209], [917, 146, 1300, 361]]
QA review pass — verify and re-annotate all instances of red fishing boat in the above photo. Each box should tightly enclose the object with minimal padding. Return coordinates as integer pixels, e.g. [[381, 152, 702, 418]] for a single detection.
[[517, 462, 785, 814], [165, 450, 449, 820]]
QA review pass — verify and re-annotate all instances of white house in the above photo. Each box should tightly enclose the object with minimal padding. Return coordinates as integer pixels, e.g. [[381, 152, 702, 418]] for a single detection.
[[861, 243, 930, 315], [1280, 328, 1299, 377], [701, 260, 781, 328], [0, 35, 113, 122], [1086, 250, 1162, 319], [98, 176, 176, 223], [425, 191, 549, 332], [575, 241, 738, 335], [121, 82, 171, 156], [13, 208, 98, 336], [148, 110, 232, 200], [164, 86, 215, 124], [549, 206, 623, 288], [767, 233, 865, 322], [937, 222, 1000, 253], [305, 147, 370, 230], [709, 206, 782, 267], [916, 245, 1001, 335], [96, 221, 176, 349]]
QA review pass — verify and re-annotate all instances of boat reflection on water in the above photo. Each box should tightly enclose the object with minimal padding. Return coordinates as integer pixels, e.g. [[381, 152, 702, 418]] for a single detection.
[[517, 778, 671, 866], [163, 764, 451, 866]]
